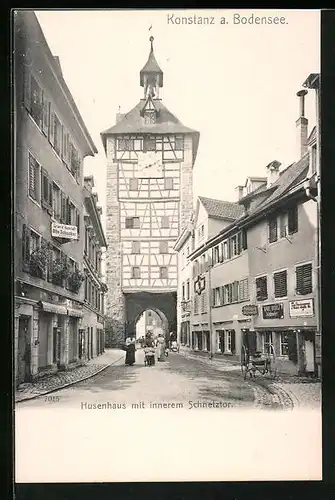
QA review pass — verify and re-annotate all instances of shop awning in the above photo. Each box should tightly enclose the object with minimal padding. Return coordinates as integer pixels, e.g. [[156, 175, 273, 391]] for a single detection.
[[67, 308, 84, 318], [38, 301, 67, 315]]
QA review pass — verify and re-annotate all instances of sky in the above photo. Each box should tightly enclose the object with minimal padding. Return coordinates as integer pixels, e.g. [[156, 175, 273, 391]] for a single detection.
[[35, 9, 320, 232]]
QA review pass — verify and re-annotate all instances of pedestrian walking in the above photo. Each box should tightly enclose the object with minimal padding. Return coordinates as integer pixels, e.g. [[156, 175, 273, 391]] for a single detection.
[[125, 338, 136, 366], [156, 333, 166, 362]]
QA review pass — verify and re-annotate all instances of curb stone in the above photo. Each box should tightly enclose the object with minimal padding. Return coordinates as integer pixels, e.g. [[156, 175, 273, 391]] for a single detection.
[[15, 355, 124, 404]]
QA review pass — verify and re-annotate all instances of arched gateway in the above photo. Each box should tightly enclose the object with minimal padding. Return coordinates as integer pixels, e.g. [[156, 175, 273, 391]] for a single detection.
[[101, 37, 199, 346]]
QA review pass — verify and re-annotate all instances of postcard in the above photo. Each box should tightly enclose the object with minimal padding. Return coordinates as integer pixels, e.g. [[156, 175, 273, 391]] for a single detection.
[[14, 8, 321, 482]]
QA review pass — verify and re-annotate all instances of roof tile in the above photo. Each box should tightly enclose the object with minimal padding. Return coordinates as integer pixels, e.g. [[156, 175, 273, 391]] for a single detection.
[[199, 196, 244, 220]]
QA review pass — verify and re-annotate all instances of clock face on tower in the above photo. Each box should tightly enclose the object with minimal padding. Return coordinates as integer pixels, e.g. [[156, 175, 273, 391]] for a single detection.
[[137, 151, 164, 178]]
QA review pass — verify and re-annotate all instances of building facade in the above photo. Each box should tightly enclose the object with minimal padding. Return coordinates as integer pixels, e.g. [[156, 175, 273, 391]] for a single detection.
[[14, 11, 97, 387], [174, 84, 320, 376], [82, 176, 108, 360], [101, 36, 199, 345]]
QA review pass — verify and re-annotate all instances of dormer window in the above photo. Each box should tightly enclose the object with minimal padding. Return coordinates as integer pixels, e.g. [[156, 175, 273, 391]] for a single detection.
[[144, 110, 156, 124]]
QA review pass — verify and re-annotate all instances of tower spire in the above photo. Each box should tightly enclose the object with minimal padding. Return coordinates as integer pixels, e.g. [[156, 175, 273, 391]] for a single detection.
[[140, 35, 163, 99]]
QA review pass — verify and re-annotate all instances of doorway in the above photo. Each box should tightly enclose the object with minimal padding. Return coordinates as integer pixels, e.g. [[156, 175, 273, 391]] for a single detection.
[[304, 331, 315, 373], [17, 316, 30, 385], [243, 329, 257, 355]]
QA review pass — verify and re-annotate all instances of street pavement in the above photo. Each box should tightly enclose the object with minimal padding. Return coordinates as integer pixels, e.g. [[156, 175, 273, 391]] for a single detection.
[[16, 347, 321, 411]]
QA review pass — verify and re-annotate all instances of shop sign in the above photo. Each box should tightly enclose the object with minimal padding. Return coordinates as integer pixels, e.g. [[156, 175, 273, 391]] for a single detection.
[[51, 222, 78, 240], [289, 299, 314, 318], [262, 303, 284, 319], [242, 304, 258, 316]]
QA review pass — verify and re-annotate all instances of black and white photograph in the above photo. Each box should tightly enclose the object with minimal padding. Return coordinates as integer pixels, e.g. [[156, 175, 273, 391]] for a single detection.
[[13, 9, 321, 482]]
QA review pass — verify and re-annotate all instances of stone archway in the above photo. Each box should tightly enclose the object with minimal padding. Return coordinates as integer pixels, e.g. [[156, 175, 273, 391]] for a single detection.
[[124, 291, 177, 340]]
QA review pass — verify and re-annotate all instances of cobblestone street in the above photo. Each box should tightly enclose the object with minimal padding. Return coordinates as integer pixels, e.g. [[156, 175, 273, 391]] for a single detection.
[[16, 348, 321, 411]]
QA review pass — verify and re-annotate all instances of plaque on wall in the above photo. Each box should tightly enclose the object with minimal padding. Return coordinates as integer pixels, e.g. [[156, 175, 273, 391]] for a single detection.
[[289, 299, 314, 318], [262, 303, 284, 319]]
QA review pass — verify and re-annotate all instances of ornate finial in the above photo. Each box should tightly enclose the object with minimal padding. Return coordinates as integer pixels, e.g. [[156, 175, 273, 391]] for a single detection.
[[149, 35, 154, 51]]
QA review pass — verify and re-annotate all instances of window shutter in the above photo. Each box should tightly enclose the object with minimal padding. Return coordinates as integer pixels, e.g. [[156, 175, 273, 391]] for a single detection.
[[268, 218, 278, 243], [288, 206, 298, 235], [28, 155, 37, 199], [61, 126, 65, 160], [22, 224, 31, 271], [274, 271, 287, 298], [41, 168, 48, 206], [23, 68, 31, 111], [49, 108, 55, 146], [237, 233, 242, 254], [231, 331, 236, 354], [219, 243, 224, 263], [76, 210, 80, 240], [47, 242, 53, 282], [227, 239, 232, 259], [242, 229, 247, 250], [42, 92, 49, 136], [66, 197, 71, 224], [48, 178, 53, 207], [296, 264, 312, 295]]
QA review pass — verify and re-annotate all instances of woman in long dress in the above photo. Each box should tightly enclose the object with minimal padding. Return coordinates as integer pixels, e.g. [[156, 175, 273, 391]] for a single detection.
[[125, 339, 136, 366], [156, 334, 166, 362]]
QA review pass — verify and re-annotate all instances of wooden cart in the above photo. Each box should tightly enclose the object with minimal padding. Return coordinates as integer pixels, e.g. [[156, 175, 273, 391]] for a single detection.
[[241, 344, 277, 380]]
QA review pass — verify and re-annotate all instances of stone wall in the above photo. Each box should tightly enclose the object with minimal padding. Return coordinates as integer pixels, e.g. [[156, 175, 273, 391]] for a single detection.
[[105, 137, 125, 346], [180, 134, 194, 231]]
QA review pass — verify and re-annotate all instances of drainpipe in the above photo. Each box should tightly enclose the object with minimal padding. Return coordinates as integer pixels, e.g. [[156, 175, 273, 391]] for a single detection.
[[207, 260, 214, 360], [303, 74, 321, 377]]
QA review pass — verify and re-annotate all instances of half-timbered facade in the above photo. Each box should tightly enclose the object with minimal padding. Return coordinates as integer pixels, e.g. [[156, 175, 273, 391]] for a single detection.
[[101, 37, 199, 344]]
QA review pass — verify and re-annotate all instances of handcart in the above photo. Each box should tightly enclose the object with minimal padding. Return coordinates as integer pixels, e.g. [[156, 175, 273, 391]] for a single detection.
[[144, 347, 155, 366], [241, 344, 277, 380]]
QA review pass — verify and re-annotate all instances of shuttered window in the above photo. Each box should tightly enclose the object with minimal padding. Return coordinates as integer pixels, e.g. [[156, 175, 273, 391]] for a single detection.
[[296, 263, 312, 295], [241, 229, 248, 250], [213, 287, 222, 307], [231, 281, 239, 302], [239, 278, 249, 301], [30, 74, 43, 127], [28, 153, 40, 201], [213, 245, 220, 265], [22, 225, 31, 271], [288, 205, 298, 234], [268, 218, 278, 243], [274, 270, 287, 298], [41, 168, 52, 209], [256, 276, 268, 301], [53, 114, 62, 156], [42, 95, 49, 136]]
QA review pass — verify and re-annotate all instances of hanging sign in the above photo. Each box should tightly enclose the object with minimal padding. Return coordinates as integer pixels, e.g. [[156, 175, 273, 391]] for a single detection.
[[51, 222, 78, 240], [242, 305, 259, 316]]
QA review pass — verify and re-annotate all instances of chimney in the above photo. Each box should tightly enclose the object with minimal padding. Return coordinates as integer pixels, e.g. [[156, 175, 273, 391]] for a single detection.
[[235, 185, 244, 201], [296, 89, 308, 159], [84, 175, 94, 192], [97, 206, 103, 217], [116, 105, 123, 123], [266, 160, 281, 187]]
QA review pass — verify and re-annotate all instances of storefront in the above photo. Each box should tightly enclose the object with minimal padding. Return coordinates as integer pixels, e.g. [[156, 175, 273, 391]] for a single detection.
[[254, 299, 317, 376]]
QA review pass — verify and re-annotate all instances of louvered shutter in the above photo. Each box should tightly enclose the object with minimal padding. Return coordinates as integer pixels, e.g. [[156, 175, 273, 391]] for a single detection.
[[296, 264, 312, 295], [219, 243, 224, 263], [28, 155, 37, 199], [274, 271, 287, 298], [23, 68, 31, 111], [231, 331, 236, 354], [227, 239, 232, 259], [268, 218, 278, 243], [288, 206, 298, 235], [42, 92, 49, 136], [41, 168, 49, 207], [66, 198, 71, 225], [48, 179, 53, 207], [49, 108, 55, 146], [76, 210, 80, 240], [61, 125, 65, 160], [242, 229, 247, 250], [237, 233, 242, 254], [47, 242, 53, 282], [22, 224, 31, 271]]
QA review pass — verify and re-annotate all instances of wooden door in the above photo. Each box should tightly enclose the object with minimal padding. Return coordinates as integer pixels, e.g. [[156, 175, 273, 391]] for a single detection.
[[17, 317, 29, 385]]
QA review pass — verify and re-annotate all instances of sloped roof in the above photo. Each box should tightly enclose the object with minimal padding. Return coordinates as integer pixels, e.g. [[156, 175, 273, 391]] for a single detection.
[[101, 99, 200, 160], [199, 196, 244, 220], [140, 49, 163, 76], [248, 153, 309, 216]]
